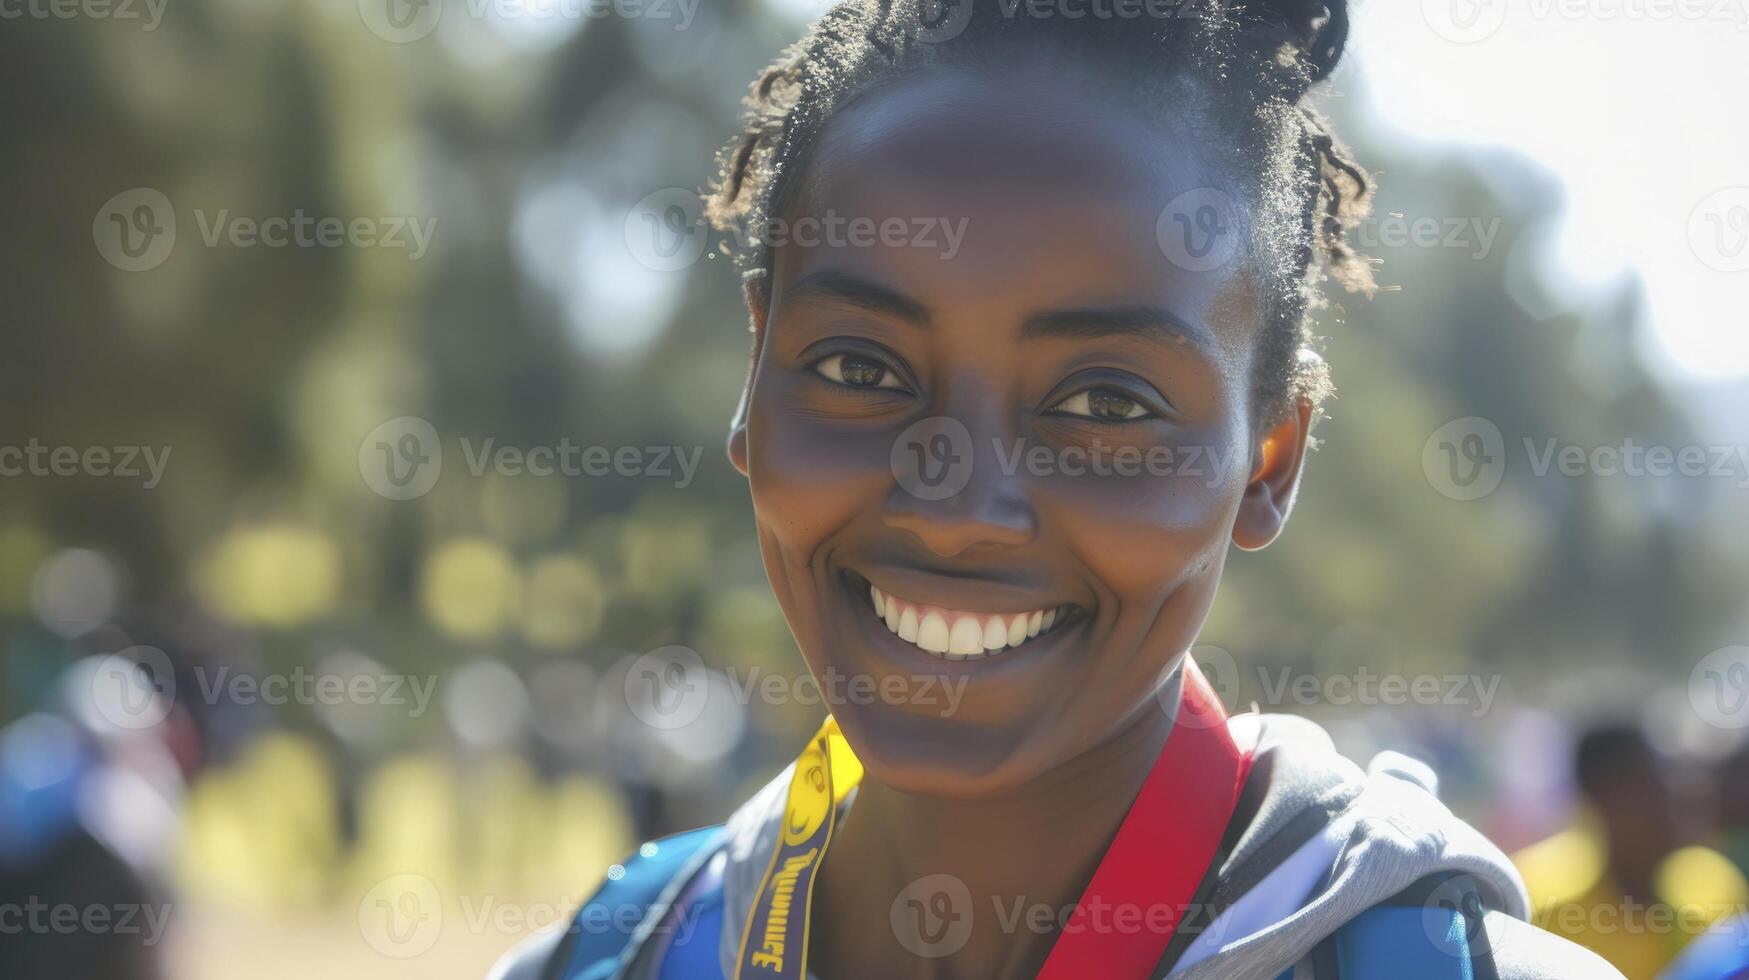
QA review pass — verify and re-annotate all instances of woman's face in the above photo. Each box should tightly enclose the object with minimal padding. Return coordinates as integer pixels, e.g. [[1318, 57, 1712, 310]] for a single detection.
[[731, 68, 1311, 797]]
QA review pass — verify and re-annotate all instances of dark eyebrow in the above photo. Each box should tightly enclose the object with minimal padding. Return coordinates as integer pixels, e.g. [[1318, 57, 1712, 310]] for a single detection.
[[1019, 304, 1217, 353], [782, 269, 932, 327]]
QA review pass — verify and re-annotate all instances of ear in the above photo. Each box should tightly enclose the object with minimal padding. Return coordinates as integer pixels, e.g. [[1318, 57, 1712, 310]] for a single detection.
[[1231, 398, 1314, 551], [728, 274, 771, 479]]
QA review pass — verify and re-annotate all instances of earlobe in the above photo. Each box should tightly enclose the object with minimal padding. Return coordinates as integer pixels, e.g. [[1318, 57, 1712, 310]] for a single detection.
[[1231, 399, 1314, 551], [728, 425, 749, 478]]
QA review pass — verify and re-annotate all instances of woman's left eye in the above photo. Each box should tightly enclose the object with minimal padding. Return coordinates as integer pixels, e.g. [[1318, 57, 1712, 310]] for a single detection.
[[813, 353, 905, 390], [1049, 386, 1153, 421]]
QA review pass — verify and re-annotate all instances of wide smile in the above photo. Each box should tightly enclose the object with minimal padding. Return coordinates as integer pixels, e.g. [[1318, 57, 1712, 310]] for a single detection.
[[845, 572, 1082, 662]]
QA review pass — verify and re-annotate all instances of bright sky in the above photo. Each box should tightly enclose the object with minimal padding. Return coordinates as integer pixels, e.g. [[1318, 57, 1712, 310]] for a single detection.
[[1349, 0, 1749, 382]]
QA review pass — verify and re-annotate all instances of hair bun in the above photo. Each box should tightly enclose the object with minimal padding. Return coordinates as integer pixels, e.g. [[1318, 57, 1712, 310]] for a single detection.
[[1242, 0, 1350, 83]]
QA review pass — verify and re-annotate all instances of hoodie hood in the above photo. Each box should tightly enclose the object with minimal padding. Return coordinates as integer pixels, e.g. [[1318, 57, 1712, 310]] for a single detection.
[[712, 711, 1530, 980]]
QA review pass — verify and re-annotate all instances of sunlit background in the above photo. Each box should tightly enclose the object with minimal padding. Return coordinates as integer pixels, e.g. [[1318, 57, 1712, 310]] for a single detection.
[[3, 0, 1747, 977]]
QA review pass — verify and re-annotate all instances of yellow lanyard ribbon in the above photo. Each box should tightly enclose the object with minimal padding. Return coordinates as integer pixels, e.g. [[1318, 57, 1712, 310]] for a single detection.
[[732, 717, 862, 980]]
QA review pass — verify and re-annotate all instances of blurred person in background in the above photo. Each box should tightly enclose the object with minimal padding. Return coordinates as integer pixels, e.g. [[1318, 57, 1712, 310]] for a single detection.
[[1713, 742, 1749, 881], [0, 696, 180, 980], [1516, 723, 1748, 979]]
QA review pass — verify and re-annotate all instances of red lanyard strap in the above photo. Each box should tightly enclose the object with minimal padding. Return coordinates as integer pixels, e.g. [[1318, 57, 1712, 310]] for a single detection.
[[1036, 655, 1252, 980]]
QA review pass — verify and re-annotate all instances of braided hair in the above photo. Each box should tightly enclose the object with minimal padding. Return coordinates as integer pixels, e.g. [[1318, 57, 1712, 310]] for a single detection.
[[708, 0, 1374, 422]]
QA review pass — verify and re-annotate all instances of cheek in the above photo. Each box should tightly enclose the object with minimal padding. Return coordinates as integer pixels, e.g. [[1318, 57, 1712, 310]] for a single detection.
[[1038, 426, 1247, 605], [744, 373, 893, 559]]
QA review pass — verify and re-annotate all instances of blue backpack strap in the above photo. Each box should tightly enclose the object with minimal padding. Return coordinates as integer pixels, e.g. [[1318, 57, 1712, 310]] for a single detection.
[[1331, 905, 1480, 980], [547, 825, 725, 980], [1314, 871, 1501, 980], [655, 882, 727, 980]]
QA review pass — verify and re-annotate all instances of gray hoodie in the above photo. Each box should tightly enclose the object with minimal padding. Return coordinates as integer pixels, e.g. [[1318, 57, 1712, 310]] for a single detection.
[[492, 712, 1621, 978]]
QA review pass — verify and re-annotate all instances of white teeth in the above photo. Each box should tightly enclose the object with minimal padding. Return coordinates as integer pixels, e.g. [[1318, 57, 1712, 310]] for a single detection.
[[865, 583, 1075, 661], [898, 607, 919, 642], [982, 616, 1008, 652], [917, 612, 950, 654], [948, 618, 985, 656]]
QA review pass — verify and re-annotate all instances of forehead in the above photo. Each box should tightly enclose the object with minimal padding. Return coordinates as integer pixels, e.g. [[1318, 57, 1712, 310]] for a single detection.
[[772, 68, 1261, 350]]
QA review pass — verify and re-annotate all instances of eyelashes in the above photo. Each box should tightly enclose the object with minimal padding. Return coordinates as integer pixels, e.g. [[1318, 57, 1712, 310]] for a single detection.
[[804, 345, 1170, 424], [1046, 387, 1153, 422], [811, 352, 908, 391]]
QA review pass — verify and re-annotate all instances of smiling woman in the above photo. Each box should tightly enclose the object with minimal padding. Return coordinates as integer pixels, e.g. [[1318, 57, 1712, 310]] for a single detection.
[[488, 1, 1622, 978]]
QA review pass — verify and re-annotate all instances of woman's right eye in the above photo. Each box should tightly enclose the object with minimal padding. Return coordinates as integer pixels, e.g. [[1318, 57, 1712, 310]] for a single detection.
[[813, 353, 905, 390]]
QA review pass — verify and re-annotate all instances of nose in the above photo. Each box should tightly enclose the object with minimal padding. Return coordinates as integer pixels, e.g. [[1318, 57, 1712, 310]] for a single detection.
[[882, 414, 1037, 558]]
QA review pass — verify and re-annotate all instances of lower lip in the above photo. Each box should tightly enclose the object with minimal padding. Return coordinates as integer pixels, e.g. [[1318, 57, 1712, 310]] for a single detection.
[[838, 572, 1082, 676]]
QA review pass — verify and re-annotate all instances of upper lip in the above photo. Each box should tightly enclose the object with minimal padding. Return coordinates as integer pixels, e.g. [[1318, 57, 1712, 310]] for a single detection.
[[844, 565, 1085, 615]]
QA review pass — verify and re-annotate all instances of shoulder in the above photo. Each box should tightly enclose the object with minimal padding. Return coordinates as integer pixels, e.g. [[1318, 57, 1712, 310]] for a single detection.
[[1478, 910, 1625, 980], [487, 927, 567, 980], [487, 825, 728, 980]]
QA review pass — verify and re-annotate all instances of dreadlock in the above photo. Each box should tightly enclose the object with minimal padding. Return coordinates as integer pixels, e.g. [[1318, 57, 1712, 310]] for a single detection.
[[707, 0, 1374, 422]]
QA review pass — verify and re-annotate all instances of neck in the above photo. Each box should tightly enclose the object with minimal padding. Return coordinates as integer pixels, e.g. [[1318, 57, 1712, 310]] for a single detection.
[[811, 681, 1182, 980]]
